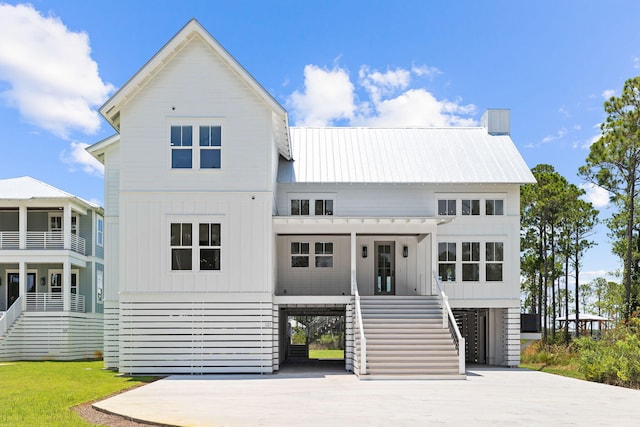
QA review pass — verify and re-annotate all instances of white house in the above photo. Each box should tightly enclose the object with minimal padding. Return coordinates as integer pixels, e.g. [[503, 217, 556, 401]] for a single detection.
[[88, 19, 535, 377], [0, 177, 105, 360]]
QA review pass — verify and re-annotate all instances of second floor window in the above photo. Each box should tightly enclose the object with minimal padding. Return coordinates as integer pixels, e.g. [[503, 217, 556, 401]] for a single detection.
[[438, 199, 456, 216], [170, 126, 193, 169], [291, 199, 310, 215], [315, 200, 333, 216], [97, 216, 104, 247], [486, 242, 504, 281], [199, 223, 221, 270], [462, 199, 480, 216], [199, 126, 222, 169], [438, 242, 456, 281], [315, 242, 334, 267], [486, 199, 504, 215], [462, 242, 480, 281], [170, 223, 192, 270]]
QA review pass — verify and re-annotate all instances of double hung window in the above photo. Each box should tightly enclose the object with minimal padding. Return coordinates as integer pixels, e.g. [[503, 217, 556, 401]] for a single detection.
[[462, 242, 480, 281], [315, 242, 333, 267], [486, 242, 504, 281], [199, 223, 221, 270], [438, 242, 456, 281], [291, 242, 310, 267], [199, 126, 222, 169], [170, 126, 193, 169]]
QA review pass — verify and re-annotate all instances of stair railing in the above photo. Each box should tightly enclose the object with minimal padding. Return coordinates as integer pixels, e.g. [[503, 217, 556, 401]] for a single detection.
[[0, 295, 23, 336], [433, 273, 466, 375], [352, 276, 367, 376]]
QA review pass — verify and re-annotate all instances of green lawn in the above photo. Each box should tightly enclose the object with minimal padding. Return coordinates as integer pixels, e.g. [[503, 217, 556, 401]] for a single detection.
[[0, 361, 155, 427], [309, 349, 344, 359], [520, 362, 586, 380]]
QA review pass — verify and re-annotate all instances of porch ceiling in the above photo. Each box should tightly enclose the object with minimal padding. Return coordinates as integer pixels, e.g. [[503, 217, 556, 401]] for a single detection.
[[273, 216, 450, 234]]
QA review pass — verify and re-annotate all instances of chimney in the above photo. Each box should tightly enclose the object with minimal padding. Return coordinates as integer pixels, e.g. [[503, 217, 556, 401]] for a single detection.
[[481, 109, 510, 135]]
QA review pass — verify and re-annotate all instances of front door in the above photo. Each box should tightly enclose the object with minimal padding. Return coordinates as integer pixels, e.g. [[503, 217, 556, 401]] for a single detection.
[[374, 242, 395, 295], [7, 272, 19, 308]]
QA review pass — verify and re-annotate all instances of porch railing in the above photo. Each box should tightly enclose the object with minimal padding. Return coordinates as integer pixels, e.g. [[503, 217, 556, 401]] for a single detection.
[[433, 273, 466, 375], [0, 231, 19, 249], [25, 293, 85, 313], [352, 275, 367, 376], [0, 231, 89, 255], [0, 295, 23, 335]]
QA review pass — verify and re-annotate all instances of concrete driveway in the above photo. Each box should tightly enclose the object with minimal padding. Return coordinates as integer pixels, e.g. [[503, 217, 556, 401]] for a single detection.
[[94, 365, 640, 426]]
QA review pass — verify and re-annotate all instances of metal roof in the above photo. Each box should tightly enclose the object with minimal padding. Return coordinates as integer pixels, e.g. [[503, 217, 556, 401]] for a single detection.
[[0, 176, 100, 208], [278, 127, 536, 184]]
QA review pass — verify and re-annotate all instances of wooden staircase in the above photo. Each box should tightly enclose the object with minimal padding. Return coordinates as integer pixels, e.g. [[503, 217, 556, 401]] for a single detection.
[[358, 296, 463, 378]]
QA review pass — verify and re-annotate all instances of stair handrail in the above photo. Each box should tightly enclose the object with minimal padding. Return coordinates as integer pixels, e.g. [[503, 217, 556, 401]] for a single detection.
[[352, 276, 367, 375], [433, 273, 465, 375], [0, 295, 23, 336]]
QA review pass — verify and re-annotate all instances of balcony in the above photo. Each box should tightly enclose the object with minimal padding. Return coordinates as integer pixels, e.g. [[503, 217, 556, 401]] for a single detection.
[[0, 231, 86, 255]]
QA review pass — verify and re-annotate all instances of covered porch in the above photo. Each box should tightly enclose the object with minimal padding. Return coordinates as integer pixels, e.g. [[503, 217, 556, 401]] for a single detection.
[[273, 216, 450, 297]]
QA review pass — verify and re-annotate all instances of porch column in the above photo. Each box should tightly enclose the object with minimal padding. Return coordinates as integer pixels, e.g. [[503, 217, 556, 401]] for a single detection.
[[18, 205, 27, 249], [19, 260, 27, 310], [431, 226, 438, 296], [63, 203, 72, 251], [63, 259, 71, 312], [350, 232, 356, 294]]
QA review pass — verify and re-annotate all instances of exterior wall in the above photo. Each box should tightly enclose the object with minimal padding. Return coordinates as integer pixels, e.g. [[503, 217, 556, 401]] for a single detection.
[[276, 235, 350, 296], [118, 293, 273, 375], [0, 312, 103, 361], [0, 211, 18, 230], [120, 192, 272, 294], [119, 36, 275, 194]]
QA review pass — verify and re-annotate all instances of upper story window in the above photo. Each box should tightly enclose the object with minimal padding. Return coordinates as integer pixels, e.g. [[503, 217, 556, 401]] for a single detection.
[[315, 242, 334, 267], [486, 242, 504, 281], [462, 241, 480, 282], [462, 199, 480, 216], [438, 242, 456, 281], [96, 216, 104, 247], [315, 200, 333, 216], [486, 199, 504, 215], [170, 125, 193, 169], [199, 126, 222, 169], [438, 199, 456, 216], [291, 242, 310, 267], [291, 199, 310, 216]]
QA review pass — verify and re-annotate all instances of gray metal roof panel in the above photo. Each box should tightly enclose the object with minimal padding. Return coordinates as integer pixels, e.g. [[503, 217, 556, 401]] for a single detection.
[[278, 127, 536, 184]]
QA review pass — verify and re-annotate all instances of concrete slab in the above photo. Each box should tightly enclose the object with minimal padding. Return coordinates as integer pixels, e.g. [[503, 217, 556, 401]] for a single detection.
[[94, 366, 640, 426]]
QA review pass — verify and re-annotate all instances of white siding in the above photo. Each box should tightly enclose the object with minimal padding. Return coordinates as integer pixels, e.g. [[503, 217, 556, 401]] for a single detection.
[[276, 235, 350, 296], [120, 192, 273, 294], [119, 36, 275, 193], [118, 294, 273, 375]]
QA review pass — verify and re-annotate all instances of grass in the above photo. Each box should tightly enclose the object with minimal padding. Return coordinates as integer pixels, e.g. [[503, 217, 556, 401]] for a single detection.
[[309, 349, 344, 359], [520, 341, 585, 381], [0, 360, 156, 427]]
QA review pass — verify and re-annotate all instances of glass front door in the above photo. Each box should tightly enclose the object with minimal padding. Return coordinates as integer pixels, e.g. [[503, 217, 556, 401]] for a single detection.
[[7, 272, 19, 308], [374, 242, 395, 295]]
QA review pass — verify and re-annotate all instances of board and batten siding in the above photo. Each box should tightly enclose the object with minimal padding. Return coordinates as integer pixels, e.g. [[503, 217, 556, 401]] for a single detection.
[[118, 293, 273, 375], [276, 235, 351, 296], [120, 192, 272, 294], [119, 36, 276, 194]]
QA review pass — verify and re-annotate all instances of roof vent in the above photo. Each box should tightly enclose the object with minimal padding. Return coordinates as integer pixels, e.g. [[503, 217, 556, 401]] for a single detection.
[[481, 109, 510, 135]]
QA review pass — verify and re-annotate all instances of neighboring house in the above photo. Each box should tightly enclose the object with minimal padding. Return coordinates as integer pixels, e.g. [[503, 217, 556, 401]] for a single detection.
[[0, 177, 105, 360], [88, 19, 535, 377]]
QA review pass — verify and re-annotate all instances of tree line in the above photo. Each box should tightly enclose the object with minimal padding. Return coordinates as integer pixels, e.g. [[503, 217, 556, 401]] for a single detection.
[[521, 76, 640, 341]]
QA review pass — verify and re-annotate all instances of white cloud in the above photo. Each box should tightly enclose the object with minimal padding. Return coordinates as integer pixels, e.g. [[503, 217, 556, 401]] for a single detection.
[[0, 4, 113, 138], [541, 128, 567, 144], [287, 63, 476, 127], [634, 56, 640, 69], [411, 64, 441, 78], [602, 89, 615, 99], [580, 183, 610, 208], [60, 141, 104, 176], [287, 64, 355, 126]]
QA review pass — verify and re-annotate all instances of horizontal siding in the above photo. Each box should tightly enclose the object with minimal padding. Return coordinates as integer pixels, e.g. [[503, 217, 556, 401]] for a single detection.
[[103, 301, 119, 369], [118, 298, 274, 375], [0, 312, 103, 361]]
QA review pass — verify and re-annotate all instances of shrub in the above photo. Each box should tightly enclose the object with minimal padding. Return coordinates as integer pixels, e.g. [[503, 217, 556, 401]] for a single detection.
[[576, 318, 640, 388]]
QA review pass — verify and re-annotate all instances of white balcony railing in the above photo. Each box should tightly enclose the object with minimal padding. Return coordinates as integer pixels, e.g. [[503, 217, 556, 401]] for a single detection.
[[0, 295, 23, 335], [0, 231, 19, 249], [0, 231, 88, 255], [25, 293, 85, 313]]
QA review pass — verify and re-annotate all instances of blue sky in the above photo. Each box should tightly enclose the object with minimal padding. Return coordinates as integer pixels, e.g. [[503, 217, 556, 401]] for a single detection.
[[1, 1, 639, 284]]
